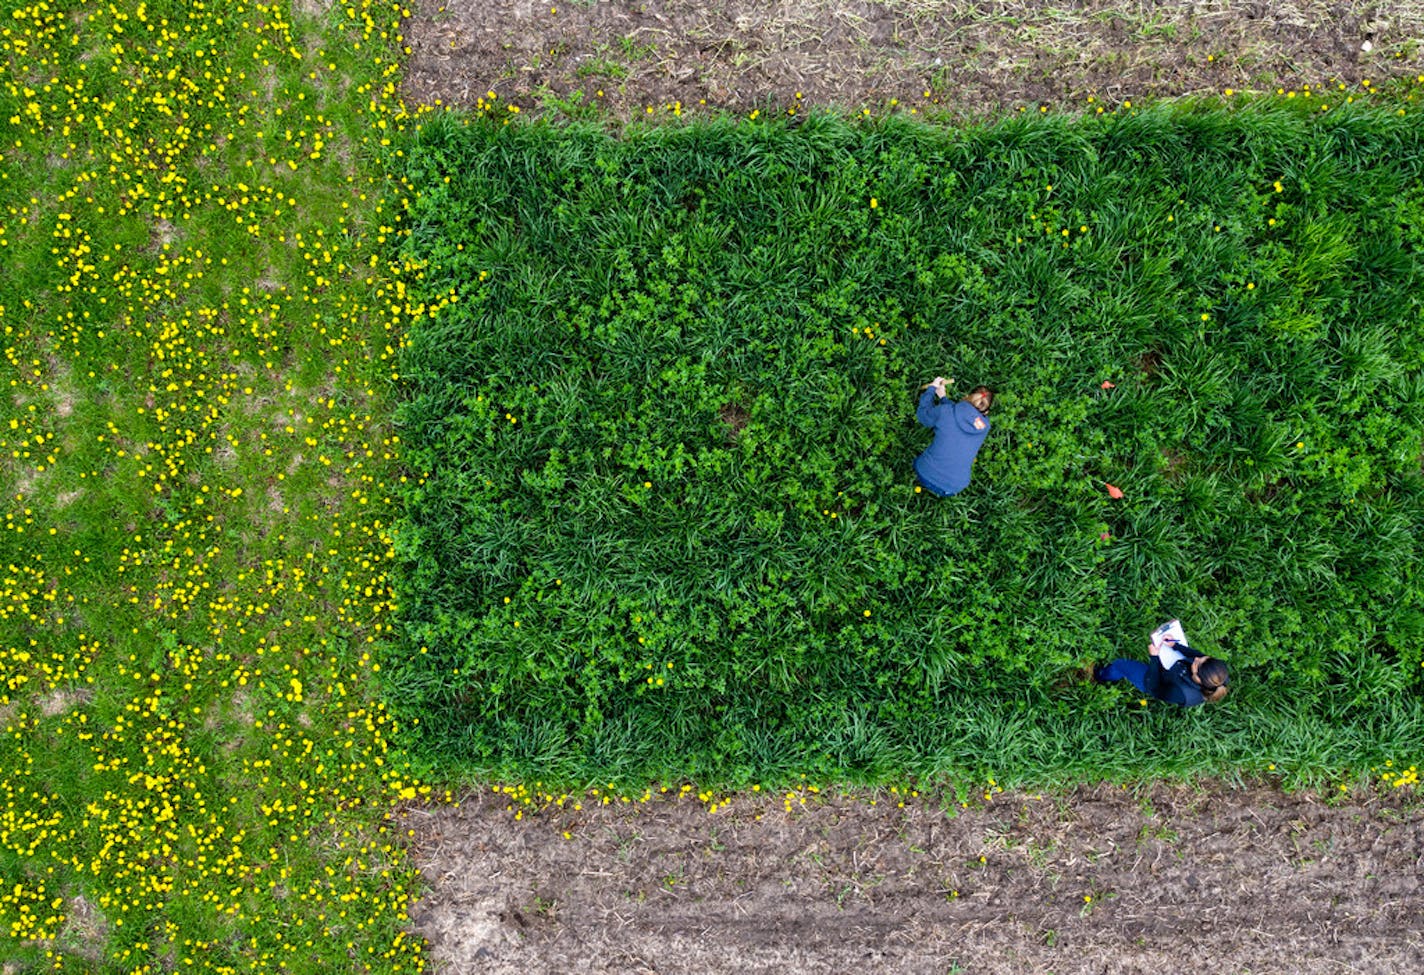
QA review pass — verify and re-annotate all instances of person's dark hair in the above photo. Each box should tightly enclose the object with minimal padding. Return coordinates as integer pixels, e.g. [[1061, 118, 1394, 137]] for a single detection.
[[1198, 657, 1229, 703], [970, 386, 995, 413]]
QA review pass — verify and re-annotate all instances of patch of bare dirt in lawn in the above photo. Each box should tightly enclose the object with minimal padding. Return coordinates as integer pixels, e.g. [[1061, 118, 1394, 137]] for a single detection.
[[404, 781, 1424, 974], [402, 0, 1424, 118]]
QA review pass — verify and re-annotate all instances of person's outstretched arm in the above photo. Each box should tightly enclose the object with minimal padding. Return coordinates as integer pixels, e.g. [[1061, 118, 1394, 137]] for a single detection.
[[916, 385, 944, 429], [1143, 640, 1166, 696]]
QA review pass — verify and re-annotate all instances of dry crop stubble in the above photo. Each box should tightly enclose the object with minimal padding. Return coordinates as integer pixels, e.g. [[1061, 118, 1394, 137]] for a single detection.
[[403, 781, 1424, 975], [401, 0, 1424, 117]]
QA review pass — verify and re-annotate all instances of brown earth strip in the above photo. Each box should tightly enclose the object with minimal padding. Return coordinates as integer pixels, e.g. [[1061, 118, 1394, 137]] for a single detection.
[[401, 0, 1424, 118], [404, 782, 1424, 974]]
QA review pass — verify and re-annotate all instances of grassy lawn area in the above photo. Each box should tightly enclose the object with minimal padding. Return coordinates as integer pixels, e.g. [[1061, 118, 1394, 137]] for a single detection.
[[0, 2, 434, 971]]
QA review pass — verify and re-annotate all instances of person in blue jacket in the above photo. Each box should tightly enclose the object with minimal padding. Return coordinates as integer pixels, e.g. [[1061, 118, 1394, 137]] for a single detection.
[[1093, 638, 1229, 706], [914, 377, 994, 496]]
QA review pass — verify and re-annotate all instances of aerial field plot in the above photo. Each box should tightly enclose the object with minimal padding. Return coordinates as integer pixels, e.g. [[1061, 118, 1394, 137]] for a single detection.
[[3, 1, 1423, 972], [388, 104, 1424, 788]]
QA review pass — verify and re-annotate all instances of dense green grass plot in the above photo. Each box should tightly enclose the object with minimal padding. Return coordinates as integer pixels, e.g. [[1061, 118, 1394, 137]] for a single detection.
[[389, 105, 1424, 788]]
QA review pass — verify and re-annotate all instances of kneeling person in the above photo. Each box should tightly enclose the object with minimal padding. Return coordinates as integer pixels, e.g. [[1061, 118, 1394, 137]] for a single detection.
[[1095, 639, 1229, 707]]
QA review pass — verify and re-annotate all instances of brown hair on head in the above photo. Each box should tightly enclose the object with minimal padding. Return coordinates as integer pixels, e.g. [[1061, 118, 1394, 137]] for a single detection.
[[969, 386, 995, 413], [1198, 657, 1229, 703]]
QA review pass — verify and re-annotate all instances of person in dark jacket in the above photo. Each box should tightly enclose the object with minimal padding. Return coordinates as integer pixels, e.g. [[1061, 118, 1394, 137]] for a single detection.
[[914, 378, 993, 496], [1094, 639, 1229, 706]]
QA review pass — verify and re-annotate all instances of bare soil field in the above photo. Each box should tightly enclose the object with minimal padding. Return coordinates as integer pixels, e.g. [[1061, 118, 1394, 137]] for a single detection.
[[396, 4, 1424, 972], [404, 782, 1424, 974], [402, 0, 1424, 117]]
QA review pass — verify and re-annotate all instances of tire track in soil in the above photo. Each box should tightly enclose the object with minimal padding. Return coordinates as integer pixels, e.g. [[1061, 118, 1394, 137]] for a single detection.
[[403, 782, 1424, 974]]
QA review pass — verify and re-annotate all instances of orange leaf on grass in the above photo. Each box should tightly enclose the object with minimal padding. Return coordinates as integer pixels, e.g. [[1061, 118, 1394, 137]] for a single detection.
[[1105, 483, 1124, 499], [1101, 380, 1116, 389]]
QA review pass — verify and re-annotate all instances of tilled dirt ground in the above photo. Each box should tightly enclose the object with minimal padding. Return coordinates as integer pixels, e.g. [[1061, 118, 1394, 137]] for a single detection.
[[396, 5, 1424, 973], [403, 782, 1424, 975], [401, 0, 1424, 118]]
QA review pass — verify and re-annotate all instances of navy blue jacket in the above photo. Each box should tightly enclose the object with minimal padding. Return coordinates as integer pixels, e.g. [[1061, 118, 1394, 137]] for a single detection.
[[914, 388, 990, 496], [1145, 643, 1207, 707]]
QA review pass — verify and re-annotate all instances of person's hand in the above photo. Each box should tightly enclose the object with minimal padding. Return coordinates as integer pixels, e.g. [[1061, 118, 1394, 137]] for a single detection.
[[1148, 640, 1160, 656]]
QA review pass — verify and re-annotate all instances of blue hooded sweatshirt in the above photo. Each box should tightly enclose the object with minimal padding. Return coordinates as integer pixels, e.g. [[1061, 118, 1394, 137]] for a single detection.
[[1144, 643, 1208, 707], [914, 388, 990, 496]]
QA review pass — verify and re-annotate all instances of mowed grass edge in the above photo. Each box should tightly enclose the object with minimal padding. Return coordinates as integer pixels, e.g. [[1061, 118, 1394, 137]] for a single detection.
[[0, 2, 440, 972]]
